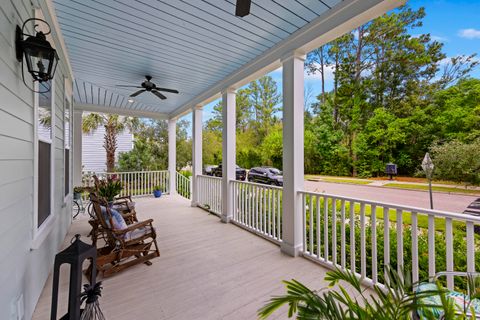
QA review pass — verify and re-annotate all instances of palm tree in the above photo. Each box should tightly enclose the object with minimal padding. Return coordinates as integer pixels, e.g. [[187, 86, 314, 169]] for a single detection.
[[82, 113, 139, 172]]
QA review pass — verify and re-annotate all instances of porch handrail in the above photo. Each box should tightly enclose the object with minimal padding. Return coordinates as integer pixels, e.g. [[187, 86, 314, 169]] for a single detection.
[[298, 190, 477, 290], [231, 180, 283, 244], [81, 170, 170, 197], [197, 175, 222, 215], [176, 172, 191, 200]]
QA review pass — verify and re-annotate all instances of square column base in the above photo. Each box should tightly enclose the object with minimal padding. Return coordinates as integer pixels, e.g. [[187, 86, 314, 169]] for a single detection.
[[221, 215, 232, 223], [280, 242, 302, 257]]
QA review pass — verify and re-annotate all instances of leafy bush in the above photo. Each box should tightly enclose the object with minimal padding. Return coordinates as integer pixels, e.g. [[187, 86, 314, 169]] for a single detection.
[[303, 198, 480, 291], [96, 176, 123, 202], [179, 170, 192, 179], [431, 139, 480, 186]]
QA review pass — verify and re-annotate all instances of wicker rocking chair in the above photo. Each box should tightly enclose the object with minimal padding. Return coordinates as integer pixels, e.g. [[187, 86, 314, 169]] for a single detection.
[[89, 194, 160, 277]]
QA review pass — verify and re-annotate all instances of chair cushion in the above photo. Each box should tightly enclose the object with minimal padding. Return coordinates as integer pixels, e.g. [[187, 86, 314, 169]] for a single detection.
[[416, 282, 480, 318], [100, 206, 128, 230], [124, 225, 154, 241]]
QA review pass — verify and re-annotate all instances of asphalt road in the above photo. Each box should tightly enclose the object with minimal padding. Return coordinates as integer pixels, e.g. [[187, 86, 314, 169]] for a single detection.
[[304, 180, 478, 213]]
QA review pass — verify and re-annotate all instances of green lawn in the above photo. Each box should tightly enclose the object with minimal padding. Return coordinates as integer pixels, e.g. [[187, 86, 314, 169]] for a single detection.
[[320, 177, 372, 185], [383, 183, 480, 195]]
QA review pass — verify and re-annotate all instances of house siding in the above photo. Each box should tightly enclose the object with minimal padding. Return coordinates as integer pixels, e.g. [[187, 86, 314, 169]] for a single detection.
[[82, 124, 133, 172], [0, 1, 74, 319]]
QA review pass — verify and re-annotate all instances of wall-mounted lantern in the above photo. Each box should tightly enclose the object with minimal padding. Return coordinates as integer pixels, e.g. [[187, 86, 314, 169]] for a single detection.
[[16, 18, 59, 90]]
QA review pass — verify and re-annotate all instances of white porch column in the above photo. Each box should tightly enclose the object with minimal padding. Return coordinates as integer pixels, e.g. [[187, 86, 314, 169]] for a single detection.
[[168, 118, 177, 194], [191, 106, 203, 206], [73, 110, 83, 187], [281, 52, 305, 257], [221, 89, 236, 223]]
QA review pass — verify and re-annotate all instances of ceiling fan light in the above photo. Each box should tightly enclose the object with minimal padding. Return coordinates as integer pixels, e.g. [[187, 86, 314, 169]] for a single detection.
[[128, 98, 134, 103]]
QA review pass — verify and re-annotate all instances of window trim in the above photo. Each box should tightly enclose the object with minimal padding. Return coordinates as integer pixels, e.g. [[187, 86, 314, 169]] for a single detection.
[[63, 80, 72, 204], [32, 79, 56, 249]]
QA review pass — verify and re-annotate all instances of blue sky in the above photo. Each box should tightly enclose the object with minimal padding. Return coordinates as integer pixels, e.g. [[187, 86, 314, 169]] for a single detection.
[[181, 0, 480, 130]]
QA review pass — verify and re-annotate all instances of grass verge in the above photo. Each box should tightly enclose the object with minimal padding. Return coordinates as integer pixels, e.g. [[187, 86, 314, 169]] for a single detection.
[[320, 178, 372, 185], [383, 183, 480, 195]]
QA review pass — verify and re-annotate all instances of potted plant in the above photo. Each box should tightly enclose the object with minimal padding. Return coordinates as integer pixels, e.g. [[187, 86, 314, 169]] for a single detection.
[[153, 186, 162, 198], [97, 176, 123, 206], [73, 186, 83, 200]]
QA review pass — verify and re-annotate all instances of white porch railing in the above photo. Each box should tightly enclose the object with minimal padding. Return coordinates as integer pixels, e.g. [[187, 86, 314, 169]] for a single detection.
[[299, 190, 479, 289], [176, 172, 191, 199], [231, 180, 283, 244], [82, 170, 170, 197], [197, 175, 222, 215]]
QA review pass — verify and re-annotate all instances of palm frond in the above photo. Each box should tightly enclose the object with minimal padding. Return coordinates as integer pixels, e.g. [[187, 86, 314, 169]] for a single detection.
[[82, 113, 105, 133]]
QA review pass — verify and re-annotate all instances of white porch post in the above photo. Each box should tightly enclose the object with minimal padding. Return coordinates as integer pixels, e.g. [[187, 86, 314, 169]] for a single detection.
[[221, 89, 236, 223], [191, 106, 203, 206], [168, 118, 177, 194], [281, 52, 305, 257], [73, 110, 83, 187]]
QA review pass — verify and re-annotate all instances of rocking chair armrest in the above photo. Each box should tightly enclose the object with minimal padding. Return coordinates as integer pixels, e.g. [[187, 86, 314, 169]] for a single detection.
[[112, 219, 154, 234], [114, 195, 132, 202]]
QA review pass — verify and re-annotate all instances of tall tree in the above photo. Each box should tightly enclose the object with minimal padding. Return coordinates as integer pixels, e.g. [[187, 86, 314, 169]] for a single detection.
[[118, 119, 192, 171], [82, 113, 139, 172]]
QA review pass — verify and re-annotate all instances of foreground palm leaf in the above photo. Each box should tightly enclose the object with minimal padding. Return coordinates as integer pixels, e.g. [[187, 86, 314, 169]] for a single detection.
[[258, 266, 473, 320]]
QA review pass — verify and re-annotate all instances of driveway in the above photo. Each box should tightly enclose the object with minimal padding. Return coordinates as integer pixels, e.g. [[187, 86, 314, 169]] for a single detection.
[[304, 180, 477, 213]]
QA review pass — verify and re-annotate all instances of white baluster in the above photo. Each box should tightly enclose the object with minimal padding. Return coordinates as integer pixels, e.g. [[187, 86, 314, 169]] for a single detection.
[[360, 203, 366, 278], [332, 198, 337, 265], [340, 200, 347, 269], [428, 214, 435, 278], [350, 201, 355, 273], [445, 217, 454, 289], [396, 209, 403, 278], [467, 221, 475, 272], [371, 205, 377, 284]]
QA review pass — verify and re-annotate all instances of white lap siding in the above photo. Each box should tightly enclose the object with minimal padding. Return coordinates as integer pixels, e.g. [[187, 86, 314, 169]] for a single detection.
[[0, 1, 74, 319], [82, 123, 134, 172]]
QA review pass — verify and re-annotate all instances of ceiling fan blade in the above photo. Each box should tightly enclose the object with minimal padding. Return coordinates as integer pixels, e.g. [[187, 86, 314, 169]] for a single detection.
[[154, 87, 179, 94], [130, 89, 146, 97], [116, 85, 143, 88], [151, 90, 167, 100], [235, 0, 251, 17]]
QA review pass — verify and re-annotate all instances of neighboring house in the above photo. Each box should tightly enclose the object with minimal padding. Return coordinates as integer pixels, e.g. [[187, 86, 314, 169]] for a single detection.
[[82, 125, 134, 172]]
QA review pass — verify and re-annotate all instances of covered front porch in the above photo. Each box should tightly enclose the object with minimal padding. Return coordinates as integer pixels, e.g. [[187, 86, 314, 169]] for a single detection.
[[32, 195, 333, 319]]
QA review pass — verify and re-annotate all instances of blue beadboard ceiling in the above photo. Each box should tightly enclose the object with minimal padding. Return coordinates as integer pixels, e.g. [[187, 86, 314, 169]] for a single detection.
[[53, 0, 342, 115]]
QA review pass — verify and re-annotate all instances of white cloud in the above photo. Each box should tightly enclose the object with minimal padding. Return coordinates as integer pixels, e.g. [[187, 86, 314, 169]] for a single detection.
[[304, 63, 335, 82], [431, 35, 448, 42], [458, 28, 480, 39]]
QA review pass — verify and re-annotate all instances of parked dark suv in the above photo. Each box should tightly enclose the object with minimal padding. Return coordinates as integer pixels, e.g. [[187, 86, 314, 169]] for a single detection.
[[248, 167, 283, 186], [212, 164, 247, 181]]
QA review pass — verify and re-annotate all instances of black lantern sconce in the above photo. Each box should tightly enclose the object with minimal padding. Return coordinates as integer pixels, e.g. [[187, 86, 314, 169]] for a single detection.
[[16, 18, 59, 92]]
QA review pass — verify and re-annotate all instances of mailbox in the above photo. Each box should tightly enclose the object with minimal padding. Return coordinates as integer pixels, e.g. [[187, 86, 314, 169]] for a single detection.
[[385, 163, 397, 180]]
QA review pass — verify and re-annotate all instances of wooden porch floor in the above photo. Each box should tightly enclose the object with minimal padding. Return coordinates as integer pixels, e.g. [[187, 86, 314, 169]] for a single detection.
[[33, 195, 334, 320]]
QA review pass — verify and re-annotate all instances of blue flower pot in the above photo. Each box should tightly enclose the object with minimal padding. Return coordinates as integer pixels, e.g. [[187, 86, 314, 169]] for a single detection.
[[153, 190, 162, 198]]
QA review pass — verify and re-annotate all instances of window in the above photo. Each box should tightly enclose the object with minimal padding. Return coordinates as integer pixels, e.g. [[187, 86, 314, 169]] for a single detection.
[[64, 97, 71, 197], [37, 81, 54, 227]]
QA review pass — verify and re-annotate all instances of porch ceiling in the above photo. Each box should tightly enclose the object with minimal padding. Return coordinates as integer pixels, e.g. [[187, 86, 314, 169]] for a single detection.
[[52, 0, 401, 118]]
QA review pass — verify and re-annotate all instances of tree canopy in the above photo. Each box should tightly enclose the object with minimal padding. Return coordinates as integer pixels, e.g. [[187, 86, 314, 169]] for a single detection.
[[117, 5, 479, 185]]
